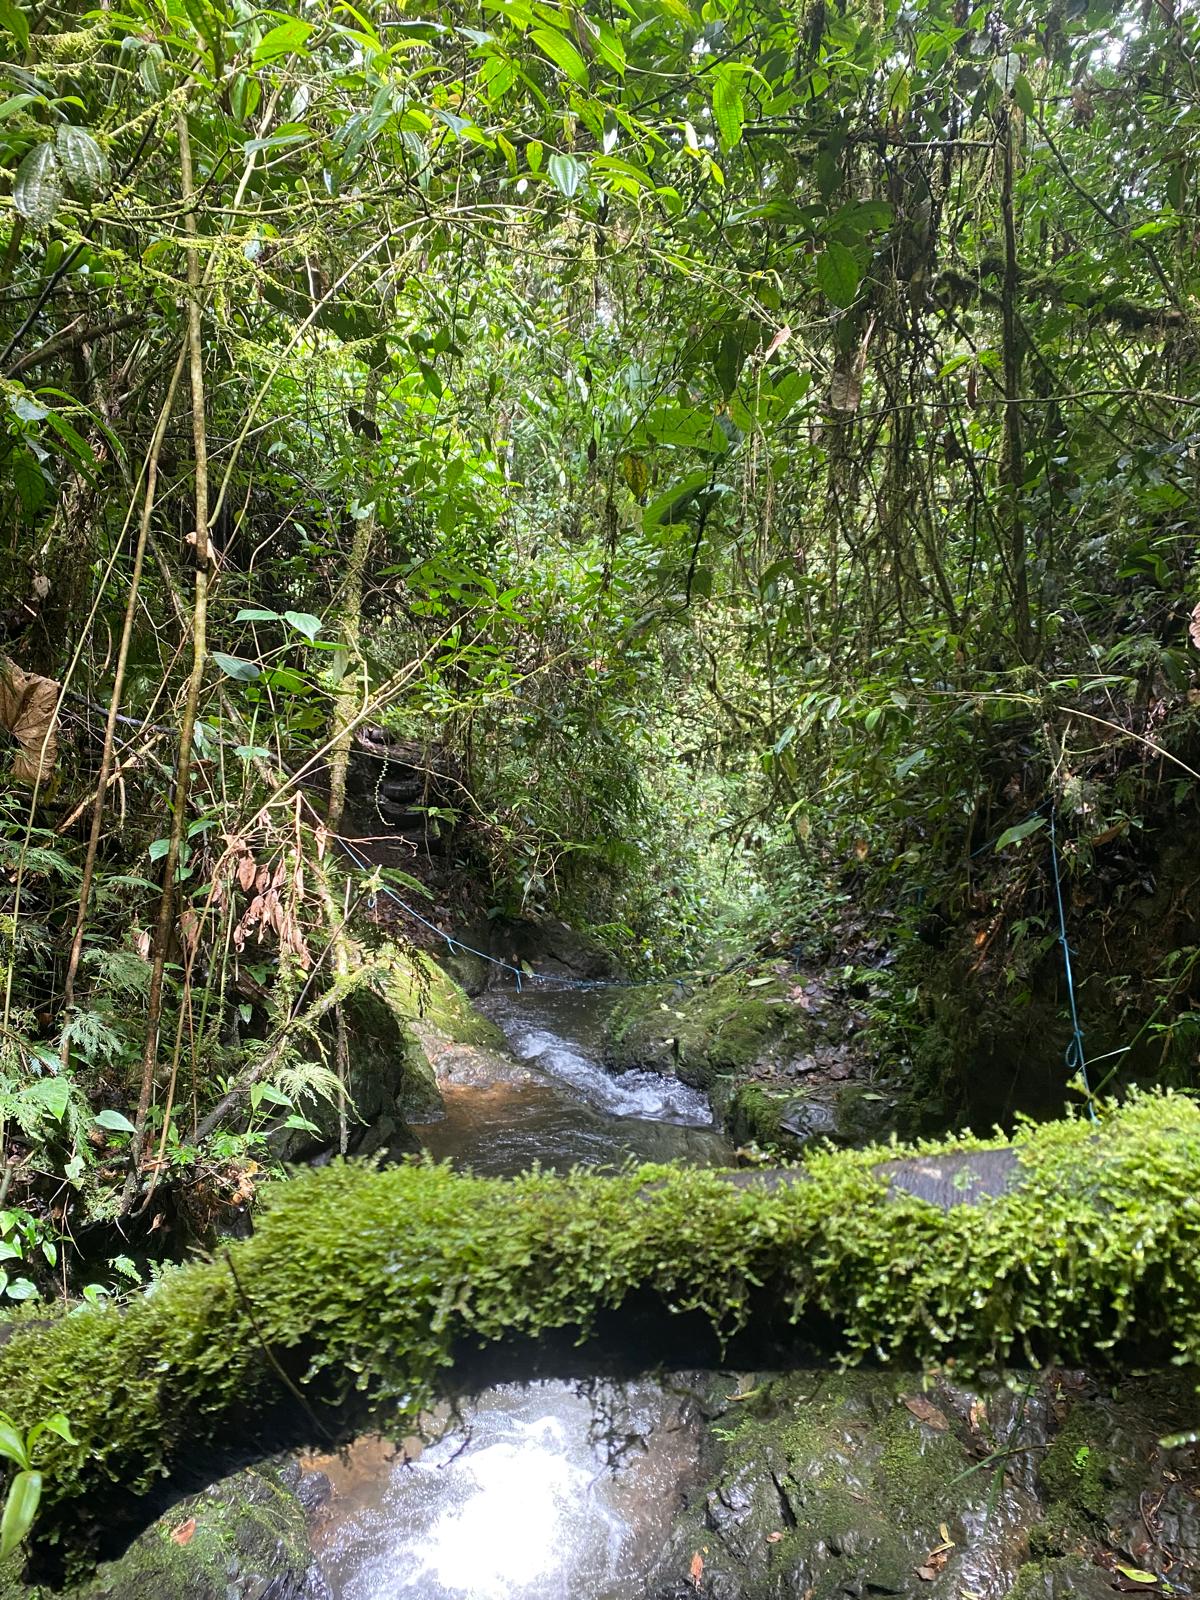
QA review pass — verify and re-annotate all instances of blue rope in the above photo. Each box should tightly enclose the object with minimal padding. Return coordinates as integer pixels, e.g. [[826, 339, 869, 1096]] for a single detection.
[[332, 830, 721, 993], [1048, 807, 1097, 1122]]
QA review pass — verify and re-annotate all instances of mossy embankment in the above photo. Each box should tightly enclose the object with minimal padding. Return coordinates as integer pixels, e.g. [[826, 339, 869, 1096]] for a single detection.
[[1, 1092, 1198, 1570], [263, 943, 502, 1159], [605, 967, 891, 1151]]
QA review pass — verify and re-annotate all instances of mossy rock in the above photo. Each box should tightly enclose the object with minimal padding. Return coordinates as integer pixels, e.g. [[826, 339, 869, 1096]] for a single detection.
[[272, 945, 510, 1158], [382, 947, 530, 1095], [1028, 1376, 1200, 1567], [606, 971, 811, 1091], [657, 1371, 980, 1600], [382, 947, 506, 1053], [1006, 1556, 1121, 1600], [2, 1461, 325, 1599], [713, 1080, 895, 1157], [267, 975, 441, 1163]]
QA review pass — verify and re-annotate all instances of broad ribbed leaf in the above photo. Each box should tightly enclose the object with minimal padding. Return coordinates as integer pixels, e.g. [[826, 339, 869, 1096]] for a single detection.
[[55, 124, 110, 195], [712, 69, 744, 150], [13, 142, 61, 227], [12, 448, 46, 518], [547, 152, 582, 199]]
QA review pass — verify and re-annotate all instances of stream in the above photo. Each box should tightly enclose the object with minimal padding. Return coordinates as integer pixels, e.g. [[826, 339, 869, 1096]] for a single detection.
[[284, 988, 1200, 1600], [305, 983, 732, 1599]]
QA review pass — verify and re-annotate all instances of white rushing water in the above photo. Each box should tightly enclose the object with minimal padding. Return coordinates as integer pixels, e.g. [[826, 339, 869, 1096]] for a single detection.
[[482, 986, 714, 1127], [308, 1380, 705, 1600], [307, 984, 725, 1598]]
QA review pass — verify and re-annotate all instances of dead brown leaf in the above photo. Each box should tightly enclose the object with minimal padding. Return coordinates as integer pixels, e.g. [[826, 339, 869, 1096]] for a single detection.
[[1190, 600, 1200, 651], [762, 325, 791, 364], [903, 1395, 950, 1431], [916, 1537, 955, 1582], [0, 655, 59, 786], [238, 854, 257, 892]]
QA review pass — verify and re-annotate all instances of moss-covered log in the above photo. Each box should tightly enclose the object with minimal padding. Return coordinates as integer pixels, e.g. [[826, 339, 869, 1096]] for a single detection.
[[2, 1092, 1199, 1560]]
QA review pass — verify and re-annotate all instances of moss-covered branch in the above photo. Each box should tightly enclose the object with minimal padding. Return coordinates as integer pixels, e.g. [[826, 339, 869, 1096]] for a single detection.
[[3, 1093, 1199, 1556]]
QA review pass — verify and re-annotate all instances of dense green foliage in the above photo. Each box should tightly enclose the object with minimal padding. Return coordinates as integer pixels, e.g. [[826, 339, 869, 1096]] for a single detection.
[[0, 3, 1199, 1573], [0, 1090, 1196, 1556], [0, 0, 1198, 1228]]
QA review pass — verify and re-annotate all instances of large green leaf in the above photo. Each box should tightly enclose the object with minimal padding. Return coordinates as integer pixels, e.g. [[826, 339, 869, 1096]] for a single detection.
[[211, 652, 261, 682], [643, 469, 712, 531], [530, 28, 588, 86], [0, 1415, 28, 1472], [283, 610, 322, 641], [24, 1076, 70, 1122], [547, 152, 583, 198], [253, 18, 313, 64], [712, 68, 744, 150], [0, 1470, 41, 1561], [13, 142, 61, 227], [11, 449, 47, 519], [816, 241, 861, 307], [54, 125, 109, 196], [0, 1, 29, 55]]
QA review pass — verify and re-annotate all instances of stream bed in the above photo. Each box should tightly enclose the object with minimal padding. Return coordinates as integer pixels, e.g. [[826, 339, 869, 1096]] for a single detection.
[[411, 983, 734, 1174], [304, 983, 730, 1599]]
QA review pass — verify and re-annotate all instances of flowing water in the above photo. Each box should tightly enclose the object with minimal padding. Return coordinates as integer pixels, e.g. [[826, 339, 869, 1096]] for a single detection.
[[305, 983, 733, 1599], [411, 983, 733, 1175]]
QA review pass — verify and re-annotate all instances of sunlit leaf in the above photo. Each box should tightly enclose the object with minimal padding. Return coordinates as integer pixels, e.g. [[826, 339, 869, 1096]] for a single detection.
[[253, 19, 313, 64], [13, 142, 61, 227], [530, 28, 587, 86]]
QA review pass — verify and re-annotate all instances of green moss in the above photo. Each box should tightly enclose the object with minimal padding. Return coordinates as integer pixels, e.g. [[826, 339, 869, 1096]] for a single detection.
[[1030, 1404, 1111, 1555], [382, 946, 505, 1051], [2, 1092, 1200, 1563], [74, 1460, 311, 1599], [692, 1373, 973, 1600], [877, 1403, 969, 1520], [1006, 1554, 1117, 1600], [724, 1083, 788, 1147], [606, 970, 809, 1089]]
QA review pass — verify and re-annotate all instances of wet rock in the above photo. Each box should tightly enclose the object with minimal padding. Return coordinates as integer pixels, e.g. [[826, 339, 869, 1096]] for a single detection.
[[452, 915, 619, 984], [68, 1460, 329, 1600], [606, 970, 810, 1090], [652, 1370, 1200, 1600], [1006, 1556, 1119, 1600], [603, 966, 903, 1152], [777, 1096, 839, 1143]]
